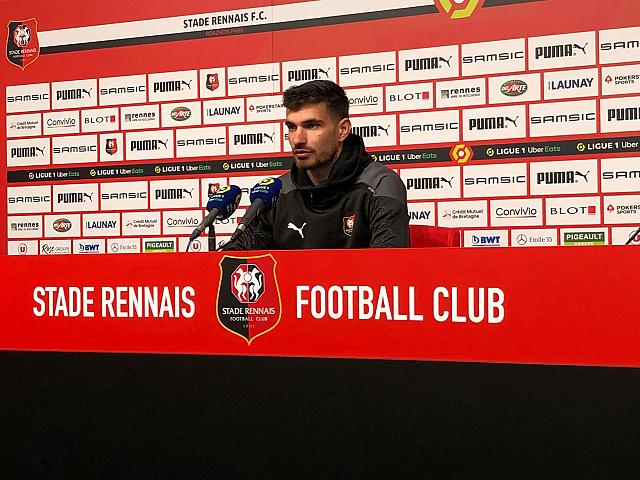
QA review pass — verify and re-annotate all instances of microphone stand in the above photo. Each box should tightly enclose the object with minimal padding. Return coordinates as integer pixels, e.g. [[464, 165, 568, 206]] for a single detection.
[[208, 224, 216, 252], [625, 226, 640, 245]]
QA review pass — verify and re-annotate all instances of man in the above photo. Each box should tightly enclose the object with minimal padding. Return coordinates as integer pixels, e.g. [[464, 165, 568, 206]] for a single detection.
[[222, 80, 409, 250]]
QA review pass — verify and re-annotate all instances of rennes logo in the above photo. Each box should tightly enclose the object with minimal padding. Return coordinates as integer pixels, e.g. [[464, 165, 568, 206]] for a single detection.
[[435, 0, 484, 19], [217, 254, 281, 345], [6, 19, 40, 69]]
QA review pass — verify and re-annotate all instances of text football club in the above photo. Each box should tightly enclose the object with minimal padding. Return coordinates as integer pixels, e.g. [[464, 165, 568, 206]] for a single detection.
[[217, 255, 281, 345]]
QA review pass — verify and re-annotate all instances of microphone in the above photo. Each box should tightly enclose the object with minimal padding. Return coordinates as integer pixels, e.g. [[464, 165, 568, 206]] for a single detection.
[[229, 177, 282, 242], [625, 226, 640, 245], [189, 185, 242, 242]]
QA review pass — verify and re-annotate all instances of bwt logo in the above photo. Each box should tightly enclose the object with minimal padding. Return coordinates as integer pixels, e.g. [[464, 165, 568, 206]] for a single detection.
[[406, 177, 454, 190], [535, 43, 588, 59], [231, 264, 265, 303], [404, 56, 452, 71], [131, 139, 168, 151], [153, 80, 192, 93], [472, 235, 501, 245], [57, 192, 93, 203], [10, 146, 45, 158], [351, 125, 390, 137], [80, 244, 100, 252], [537, 171, 589, 184], [288, 68, 330, 82], [469, 116, 518, 130], [234, 133, 274, 145], [56, 88, 92, 101], [155, 188, 194, 200]]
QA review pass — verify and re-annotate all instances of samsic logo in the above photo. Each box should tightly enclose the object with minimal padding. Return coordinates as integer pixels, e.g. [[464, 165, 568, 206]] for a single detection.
[[435, 0, 484, 19], [233, 132, 274, 145]]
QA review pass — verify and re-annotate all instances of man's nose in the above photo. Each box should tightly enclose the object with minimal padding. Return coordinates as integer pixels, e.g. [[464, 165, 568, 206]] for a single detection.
[[290, 128, 306, 146]]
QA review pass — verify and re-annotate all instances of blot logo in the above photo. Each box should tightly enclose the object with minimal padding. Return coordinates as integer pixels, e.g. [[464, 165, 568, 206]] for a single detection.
[[217, 254, 281, 345], [6, 19, 40, 69], [435, 0, 484, 19]]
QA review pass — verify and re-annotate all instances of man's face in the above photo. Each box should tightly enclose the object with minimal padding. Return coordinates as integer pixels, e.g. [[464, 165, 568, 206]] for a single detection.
[[284, 102, 349, 171]]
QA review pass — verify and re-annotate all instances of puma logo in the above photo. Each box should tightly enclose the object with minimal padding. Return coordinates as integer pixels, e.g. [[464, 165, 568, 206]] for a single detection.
[[287, 222, 306, 239]]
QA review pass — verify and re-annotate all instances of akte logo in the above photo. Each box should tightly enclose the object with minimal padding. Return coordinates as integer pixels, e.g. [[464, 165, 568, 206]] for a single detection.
[[435, 0, 484, 19], [217, 255, 281, 345], [501, 79, 528, 97], [6, 19, 39, 70], [105, 138, 118, 155], [206, 73, 219, 91], [343, 215, 355, 236], [52, 218, 72, 233], [171, 106, 192, 121]]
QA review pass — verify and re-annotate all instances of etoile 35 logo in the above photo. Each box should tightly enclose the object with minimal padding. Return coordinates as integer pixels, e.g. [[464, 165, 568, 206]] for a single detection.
[[435, 0, 484, 19]]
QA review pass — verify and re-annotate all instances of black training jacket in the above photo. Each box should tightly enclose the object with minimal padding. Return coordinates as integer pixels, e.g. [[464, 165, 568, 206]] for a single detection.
[[222, 133, 410, 250]]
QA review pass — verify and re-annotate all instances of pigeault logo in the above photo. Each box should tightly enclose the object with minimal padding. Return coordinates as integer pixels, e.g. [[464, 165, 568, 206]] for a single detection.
[[435, 0, 484, 19], [216, 254, 281, 345]]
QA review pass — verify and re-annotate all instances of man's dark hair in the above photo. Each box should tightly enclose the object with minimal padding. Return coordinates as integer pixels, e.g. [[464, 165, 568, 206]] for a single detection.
[[282, 80, 349, 120]]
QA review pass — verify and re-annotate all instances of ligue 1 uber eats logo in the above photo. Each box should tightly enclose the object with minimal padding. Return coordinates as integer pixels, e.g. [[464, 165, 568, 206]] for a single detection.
[[435, 0, 484, 19], [216, 254, 281, 345]]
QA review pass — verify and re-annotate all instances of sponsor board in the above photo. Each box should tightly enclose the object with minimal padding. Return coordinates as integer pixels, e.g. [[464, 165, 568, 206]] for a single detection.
[[345, 87, 384, 115], [349, 115, 396, 147], [601, 157, 640, 193], [385, 82, 433, 112], [6, 82, 49, 113], [52, 79, 97, 110], [464, 230, 509, 247], [282, 57, 336, 90], [611, 226, 640, 246], [228, 122, 281, 155], [543, 68, 598, 100], [212, 209, 245, 235], [400, 166, 461, 200], [338, 51, 396, 87], [463, 162, 527, 198], [246, 94, 286, 122], [529, 99, 597, 137], [530, 159, 598, 195], [399, 45, 458, 82], [511, 228, 557, 247], [39, 239, 72, 255], [100, 181, 148, 210], [203, 98, 245, 125], [83, 212, 121, 236], [99, 133, 124, 162], [52, 134, 98, 164], [99, 74, 146, 106], [122, 211, 161, 236], [74, 239, 106, 254], [143, 238, 177, 253], [150, 178, 200, 209], [490, 198, 543, 227], [463, 104, 526, 142], [601, 96, 640, 133], [176, 126, 226, 158], [545, 196, 601, 225], [8, 240, 38, 256], [407, 202, 436, 226], [148, 70, 198, 102], [438, 200, 488, 228], [44, 213, 81, 237], [399, 109, 460, 145], [560, 228, 608, 246], [178, 237, 206, 253], [227, 62, 280, 96], [461, 38, 525, 77], [602, 64, 640, 96], [488, 73, 541, 104], [161, 101, 202, 128], [108, 238, 141, 254], [81, 107, 119, 133], [126, 130, 174, 161], [528, 31, 596, 70], [43, 110, 80, 136], [53, 183, 99, 212], [7, 185, 51, 214], [436, 77, 485, 108], [7, 137, 50, 167], [599, 26, 640, 65], [604, 195, 640, 224], [6, 112, 41, 138], [7, 214, 42, 239], [162, 210, 203, 234], [121, 104, 159, 130], [199, 68, 226, 98]]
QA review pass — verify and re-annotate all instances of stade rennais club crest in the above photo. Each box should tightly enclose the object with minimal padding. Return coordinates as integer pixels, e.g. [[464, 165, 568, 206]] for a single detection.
[[216, 254, 281, 345], [6, 19, 39, 69]]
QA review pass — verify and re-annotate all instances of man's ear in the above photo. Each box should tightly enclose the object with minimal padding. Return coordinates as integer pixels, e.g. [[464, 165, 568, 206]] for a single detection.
[[337, 118, 351, 142]]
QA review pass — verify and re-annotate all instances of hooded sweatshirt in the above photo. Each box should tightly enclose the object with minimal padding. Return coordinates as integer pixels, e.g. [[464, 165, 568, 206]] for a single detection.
[[222, 133, 409, 250]]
